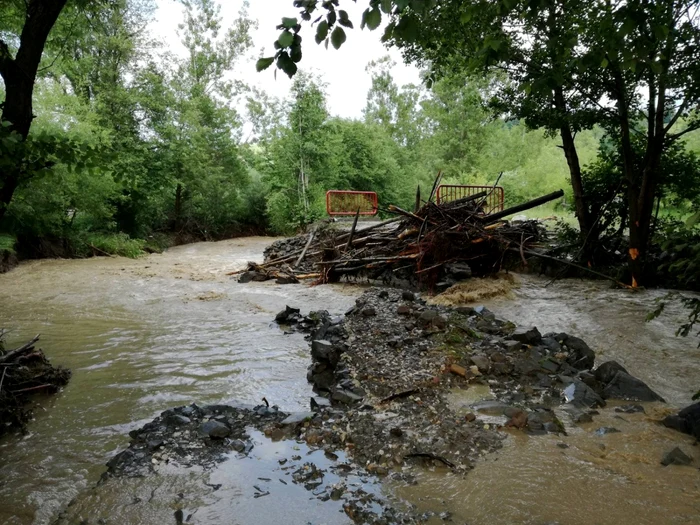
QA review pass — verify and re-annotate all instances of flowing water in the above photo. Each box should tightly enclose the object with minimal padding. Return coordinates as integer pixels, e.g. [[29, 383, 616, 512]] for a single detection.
[[1, 242, 699, 525]]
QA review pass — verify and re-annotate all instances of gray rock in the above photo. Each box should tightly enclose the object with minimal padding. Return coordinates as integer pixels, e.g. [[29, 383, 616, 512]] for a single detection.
[[470, 354, 491, 372], [511, 326, 542, 345], [362, 307, 377, 317], [165, 413, 191, 426], [281, 412, 315, 425], [275, 305, 300, 323], [594, 361, 629, 384], [558, 334, 595, 370], [562, 404, 593, 424], [331, 387, 363, 404], [402, 290, 415, 301], [602, 371, 665, 402], [310, 396, 331, 410], [563, 380, 605, 409], [541, 337, 562, 353], [231, 439, 246, 452], [311, 339, 339, 366], [503, 340, 522, 352], [661, 447, 693, 466], [540, 358, 560, 373], [199, 420, 230, 439], [595, 426, 620, 436]]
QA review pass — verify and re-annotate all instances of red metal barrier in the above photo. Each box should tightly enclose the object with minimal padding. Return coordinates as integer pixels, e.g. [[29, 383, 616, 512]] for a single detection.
[[436, 185, 505, 214], [326, 190, 378, 216]]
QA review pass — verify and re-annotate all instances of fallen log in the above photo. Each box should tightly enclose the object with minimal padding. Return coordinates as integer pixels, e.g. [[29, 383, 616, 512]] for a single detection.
[[0, 334, 40, 364], [483, 190, 564, 224]]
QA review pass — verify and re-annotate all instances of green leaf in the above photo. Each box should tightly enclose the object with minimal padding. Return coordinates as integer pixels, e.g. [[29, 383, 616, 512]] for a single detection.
[[278, 30, 294, 48], [256, 57, 275, 72], [686, 210, 700, 228], [380, 0, 392, 14], [460, 12, 471, 23], [331, 26, 347, 49], [281, 17, 298, 29], [277, 52, 298, 78], [315, 20, 329, 44], [601, 58, 609, 68], [364, 7, 382, 30]]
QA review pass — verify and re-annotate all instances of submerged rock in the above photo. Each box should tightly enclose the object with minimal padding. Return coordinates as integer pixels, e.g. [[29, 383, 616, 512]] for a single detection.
[[661, 447, 693, 466]]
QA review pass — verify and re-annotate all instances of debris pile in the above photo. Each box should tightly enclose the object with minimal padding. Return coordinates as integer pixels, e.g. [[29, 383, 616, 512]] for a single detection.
[[235, 188, 564, 290], [0, 333, 71, 436]]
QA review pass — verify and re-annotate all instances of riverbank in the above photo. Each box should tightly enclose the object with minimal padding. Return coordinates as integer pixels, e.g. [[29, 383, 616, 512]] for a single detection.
[[0, 227, 269, 274]]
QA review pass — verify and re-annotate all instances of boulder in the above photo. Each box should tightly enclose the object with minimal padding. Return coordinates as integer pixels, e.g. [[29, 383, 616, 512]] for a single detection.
[[679, 402, 700, 438], [311, 340, 340, 366], [661, 447, 693, 466], [275, 305, 301, 324], [511, 326, 542, 345], [402, 290, 415, 301], [594, 361, 629, 384], [601, 371, 665, 402], [563, 380, 605, 409], [663, 402, 700, 439], [199, 421, 230, 439], [551, 333, 595, 370]]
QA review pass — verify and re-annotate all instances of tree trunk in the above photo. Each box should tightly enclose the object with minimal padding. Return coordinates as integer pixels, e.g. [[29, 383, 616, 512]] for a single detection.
[[554, 88, 592, 260], [0, 0, 69, 222], [174, 183, 183, 227]]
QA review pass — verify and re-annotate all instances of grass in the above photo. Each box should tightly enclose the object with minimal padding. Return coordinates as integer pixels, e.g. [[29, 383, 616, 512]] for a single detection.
[[0, 234, 16, 255], [80, 232, 145, 258]]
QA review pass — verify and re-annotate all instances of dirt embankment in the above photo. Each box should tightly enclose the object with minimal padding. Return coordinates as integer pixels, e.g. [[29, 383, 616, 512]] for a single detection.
[[0, 250, 18, 273]]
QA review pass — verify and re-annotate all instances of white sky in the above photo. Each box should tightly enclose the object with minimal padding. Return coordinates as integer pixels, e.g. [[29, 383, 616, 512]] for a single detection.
[[151, 0, 421, 119]]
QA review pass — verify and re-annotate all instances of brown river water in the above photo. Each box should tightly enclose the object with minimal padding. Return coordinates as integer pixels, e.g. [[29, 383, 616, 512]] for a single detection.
[[0, 238, 698, 524]]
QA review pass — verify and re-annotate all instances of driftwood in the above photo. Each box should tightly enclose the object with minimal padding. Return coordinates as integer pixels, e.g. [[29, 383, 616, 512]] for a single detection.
[[0, 333, 71, 436], [0, 334, 40, 364], [251, 188, 568, 289]]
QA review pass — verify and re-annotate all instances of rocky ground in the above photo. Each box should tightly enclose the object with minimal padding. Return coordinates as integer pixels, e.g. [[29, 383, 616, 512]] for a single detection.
[[90, 287, 698, 525]]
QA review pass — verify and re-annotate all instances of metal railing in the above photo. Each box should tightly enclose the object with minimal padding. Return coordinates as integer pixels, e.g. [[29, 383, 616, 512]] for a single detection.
[[436, 185, 505, 214], [326, 190, 378, 216]]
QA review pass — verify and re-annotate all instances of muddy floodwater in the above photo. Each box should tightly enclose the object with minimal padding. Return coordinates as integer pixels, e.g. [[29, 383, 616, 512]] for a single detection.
[[1, 239, 699, 524]]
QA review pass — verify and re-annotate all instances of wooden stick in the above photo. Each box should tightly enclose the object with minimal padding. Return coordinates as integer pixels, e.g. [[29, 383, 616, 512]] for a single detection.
[[294, 229, 316, 268], [345, 208, 361, 251], [316, 254, 419, 266], [512, 248, 632, 288], [415, 185, 421, 213], [10, 384, 53, 394], [428, 170, 443, 203], [0, 335, 40, 364]]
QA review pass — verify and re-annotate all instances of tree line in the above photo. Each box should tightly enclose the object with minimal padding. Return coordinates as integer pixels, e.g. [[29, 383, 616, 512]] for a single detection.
[[0, 0, 699, 293]]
